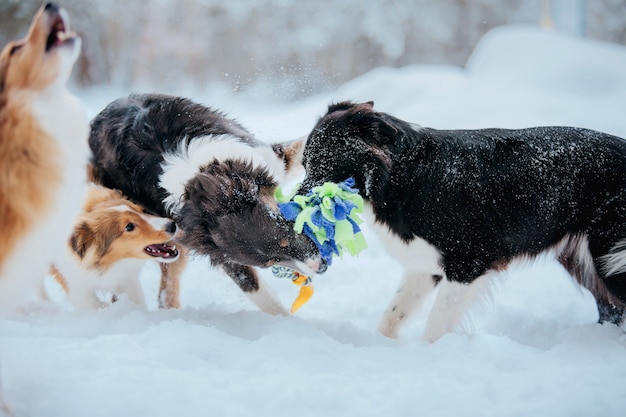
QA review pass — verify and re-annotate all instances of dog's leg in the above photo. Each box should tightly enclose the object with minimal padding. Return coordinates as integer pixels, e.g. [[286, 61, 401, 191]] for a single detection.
[[65, 286, 106, 310], [221, 262, 288, 316], [377, 272, 441, 339], [158, 248, 188, 309], [122, 276, 147, 307], [422, 272, 500, 343]]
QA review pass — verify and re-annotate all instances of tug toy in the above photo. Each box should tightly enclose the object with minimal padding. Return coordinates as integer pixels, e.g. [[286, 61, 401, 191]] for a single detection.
[[272, 178, 368, 313], [270, 265, 314, 313]]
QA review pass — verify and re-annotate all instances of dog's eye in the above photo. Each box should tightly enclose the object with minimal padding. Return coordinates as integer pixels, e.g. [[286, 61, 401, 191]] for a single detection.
[[124, 223, 136, 232]]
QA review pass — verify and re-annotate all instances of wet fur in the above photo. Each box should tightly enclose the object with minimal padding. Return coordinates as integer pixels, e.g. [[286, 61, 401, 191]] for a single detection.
[[0, 3, 88, 314], [300, 101, 626, 341], [52, 184, 183, 309], [89, 93, 322, 315]]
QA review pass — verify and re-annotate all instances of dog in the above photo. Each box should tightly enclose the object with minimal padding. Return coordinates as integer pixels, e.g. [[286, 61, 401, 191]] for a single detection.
[[298, 100, 626, 341], [0, 3, 88, 314], [88, 93, 325, 315], [50, 184, 184, 309]]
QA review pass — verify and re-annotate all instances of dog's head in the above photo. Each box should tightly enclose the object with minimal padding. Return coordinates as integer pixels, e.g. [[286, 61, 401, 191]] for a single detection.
[[70, 185, 180, 272], [299, 101, 408, 197], [0, 3, 80, 96], [176, 160, 326, 276]]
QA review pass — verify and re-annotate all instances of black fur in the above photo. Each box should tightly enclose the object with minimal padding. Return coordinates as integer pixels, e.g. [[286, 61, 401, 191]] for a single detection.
[[89, 93, 323, 303], [89, 93, 260, 217], [300, 101, 626, 327]]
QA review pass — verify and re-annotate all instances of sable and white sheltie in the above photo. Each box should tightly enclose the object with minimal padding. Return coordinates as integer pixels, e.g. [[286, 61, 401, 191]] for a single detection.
[[88, 93, 325, 315], [0, 3, 88, 314], [299, 101, 626, 341], [51, 184, 184, 309]]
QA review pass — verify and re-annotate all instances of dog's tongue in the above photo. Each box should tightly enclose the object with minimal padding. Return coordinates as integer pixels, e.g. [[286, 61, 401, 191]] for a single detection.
[[144, 244, 179, 259]]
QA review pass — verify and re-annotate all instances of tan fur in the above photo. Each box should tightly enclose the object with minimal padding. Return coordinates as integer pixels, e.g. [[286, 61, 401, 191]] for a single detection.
[[71, 187, 175, 271], [52, 185, 186, 309], [0, 4, 88, 314]]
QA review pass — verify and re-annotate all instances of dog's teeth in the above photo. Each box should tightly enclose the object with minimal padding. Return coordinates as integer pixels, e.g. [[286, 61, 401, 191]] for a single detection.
[[57, 31, 70, 41]]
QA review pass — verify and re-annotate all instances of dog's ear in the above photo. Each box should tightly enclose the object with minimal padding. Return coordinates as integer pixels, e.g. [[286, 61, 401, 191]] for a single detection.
[[271, 137, 305, 178], [190, 165, 265, 215], [70, 220, 118, 261], [69, 222, 93, 259], [327, 101, 357, 114], [327, 100, 375, 115], [374, 117, 398, 145]]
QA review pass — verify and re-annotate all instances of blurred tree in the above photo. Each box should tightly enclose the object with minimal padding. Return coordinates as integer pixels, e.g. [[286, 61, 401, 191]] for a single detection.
[[1, 0, 624, 99]]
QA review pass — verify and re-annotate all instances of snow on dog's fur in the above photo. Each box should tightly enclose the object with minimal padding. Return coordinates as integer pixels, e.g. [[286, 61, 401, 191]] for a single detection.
[[51, 184, 182, 309], [299, 101, 626, 341], [89, 93, 323, 315], [0, 3, 88, 314]]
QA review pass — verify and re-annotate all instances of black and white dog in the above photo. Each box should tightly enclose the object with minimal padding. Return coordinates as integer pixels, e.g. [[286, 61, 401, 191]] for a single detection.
[[89, 93, 325, 315], [298, 101, 626, 341]]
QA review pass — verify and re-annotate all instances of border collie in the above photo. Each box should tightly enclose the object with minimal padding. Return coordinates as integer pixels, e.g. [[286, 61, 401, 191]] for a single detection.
[[88, 93, 325, 315], [299, 101, 626, 341], [51, 184, 182, 309], [0, 3, 88, 314]]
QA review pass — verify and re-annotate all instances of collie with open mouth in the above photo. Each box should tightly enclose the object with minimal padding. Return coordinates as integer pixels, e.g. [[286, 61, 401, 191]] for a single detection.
[[51, 184, 185, 309], [0, 3, 88, 314]]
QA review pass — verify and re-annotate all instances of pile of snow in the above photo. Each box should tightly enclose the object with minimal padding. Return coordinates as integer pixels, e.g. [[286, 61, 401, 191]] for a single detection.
[[2, 26, 626, 417]]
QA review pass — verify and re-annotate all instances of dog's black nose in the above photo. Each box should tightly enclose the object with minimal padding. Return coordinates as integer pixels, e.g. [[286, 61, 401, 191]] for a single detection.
[[44, 3, 59, 12], [166, 222, 177, 234]]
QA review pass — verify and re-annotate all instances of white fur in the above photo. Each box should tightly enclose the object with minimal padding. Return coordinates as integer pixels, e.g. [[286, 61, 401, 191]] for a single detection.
[[378, 271, 438, 339], [365, 205, 443, 273], [422, 273, 501, 342], [49, 25, 81, 91], [53, 248, 147, 309], [366, 199, 505, 341], [600, 239, 626, 276], [362, 204, 455, 339], [159, 135, 285, 213], [109, 204, 174, 234], [245, 281, 289, 316]]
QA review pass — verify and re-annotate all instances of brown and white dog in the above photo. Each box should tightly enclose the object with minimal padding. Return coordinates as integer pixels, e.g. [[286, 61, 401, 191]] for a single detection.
[[51, 184, 184, 310], [0, 3, 88, 314]]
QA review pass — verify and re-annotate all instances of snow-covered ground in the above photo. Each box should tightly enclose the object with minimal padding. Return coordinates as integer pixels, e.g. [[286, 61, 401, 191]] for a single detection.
[[2, 25, 626, 417]]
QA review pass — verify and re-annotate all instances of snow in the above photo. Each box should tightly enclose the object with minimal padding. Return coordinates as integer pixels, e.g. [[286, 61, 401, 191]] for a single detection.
[[2, 25, 626, 416]]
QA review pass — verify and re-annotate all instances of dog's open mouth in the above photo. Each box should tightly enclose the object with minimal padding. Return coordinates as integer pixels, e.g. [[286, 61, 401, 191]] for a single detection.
[[45, 14, 76, 52], [144, 243, 179, 260]]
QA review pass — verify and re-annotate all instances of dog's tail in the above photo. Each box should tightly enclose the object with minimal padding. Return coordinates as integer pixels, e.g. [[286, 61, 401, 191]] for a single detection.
[[558, 234, 626, 324], [600, 239, 626, 277]]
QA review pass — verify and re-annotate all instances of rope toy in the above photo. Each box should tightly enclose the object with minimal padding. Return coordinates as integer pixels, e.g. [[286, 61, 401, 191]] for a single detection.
[[272, 178, 368, 313], [270, 265, 313, 313]]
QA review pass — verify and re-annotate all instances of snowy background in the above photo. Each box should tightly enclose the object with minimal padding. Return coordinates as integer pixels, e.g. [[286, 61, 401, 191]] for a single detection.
[[2, 3, 626, 417]]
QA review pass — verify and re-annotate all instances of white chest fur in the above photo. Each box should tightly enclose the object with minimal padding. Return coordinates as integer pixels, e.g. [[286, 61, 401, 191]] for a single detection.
[[362, 203, 443, 275]]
